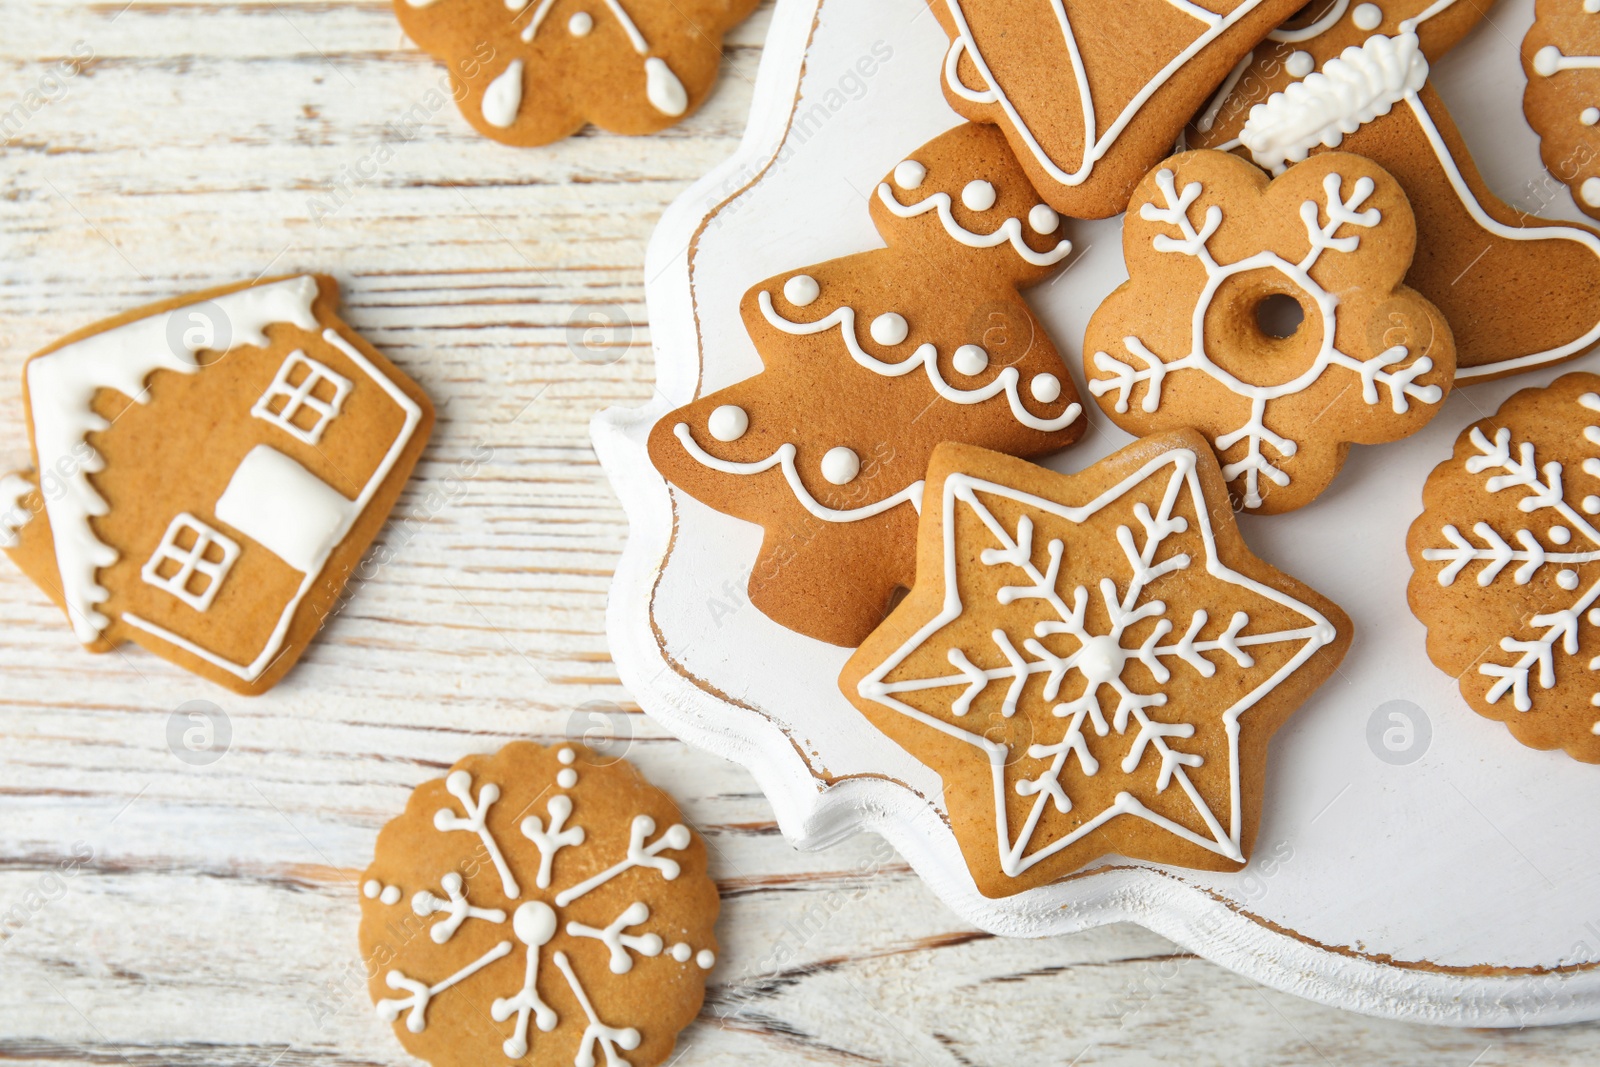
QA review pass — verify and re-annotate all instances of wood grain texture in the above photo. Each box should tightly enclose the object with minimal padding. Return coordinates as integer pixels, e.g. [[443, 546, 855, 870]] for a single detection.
[[1, 0, 1598, 1063]]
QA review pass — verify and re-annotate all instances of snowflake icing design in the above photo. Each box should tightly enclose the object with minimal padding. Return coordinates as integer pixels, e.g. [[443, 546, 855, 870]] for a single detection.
[[1420, 392, 1600, 723], [366, 748, 714, 1066], [850, 443, 1342, 887], [1089, 160, 1446, 510]]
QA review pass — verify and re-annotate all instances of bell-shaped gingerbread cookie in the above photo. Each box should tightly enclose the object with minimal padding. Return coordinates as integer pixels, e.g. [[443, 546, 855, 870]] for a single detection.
[[1189, 0, 1600, 382], [649, 123, 1086, 647], [931, 0, 1308, 218]]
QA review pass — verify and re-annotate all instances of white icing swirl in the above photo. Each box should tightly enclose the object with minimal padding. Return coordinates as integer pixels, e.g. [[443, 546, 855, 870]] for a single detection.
[[1240, 32, 1428, 173]]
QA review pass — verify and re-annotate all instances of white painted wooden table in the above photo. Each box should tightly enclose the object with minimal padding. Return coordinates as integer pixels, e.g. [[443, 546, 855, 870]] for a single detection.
[[1, 1, 1597, 1063]]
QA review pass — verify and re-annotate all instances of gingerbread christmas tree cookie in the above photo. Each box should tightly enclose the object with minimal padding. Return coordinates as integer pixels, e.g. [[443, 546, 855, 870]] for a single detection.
[[0, 275, 433, 695], [648, 122, 1086, 647], [1409, 373, 1600, 764], [840, 436, 1351, 898], [392, 0, 758, 146], [1085, 149, 1453, 513], [360, 742, 719, 1067]]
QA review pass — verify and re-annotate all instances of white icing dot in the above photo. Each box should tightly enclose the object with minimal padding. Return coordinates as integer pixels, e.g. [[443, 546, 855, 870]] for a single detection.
[[380, 885, 401, 906], [1352, 2, 1382, 30], [1586, 496, 1600, 514], [557, 768, 578, 788], [1591, 608, 1600, 626], [558, 747, 576, 764], [1584, 108, 1600, 127], [708, 405, 748, 442], [961, 180, 997, 211], [1535, 45, 1564, 78], [671, 942, 692, 962], [893, 160, 926, 189], [953, 345, 989, 376], [363, 880, 381, 899], [1286, 51, 1315, 78], [481, 60, 525, 129], [783, 274, 820, 307], [1028, 203, 1060, 235], [1560, 569, 1582, 590], [568, 10, 593, 35], [870, 312, 909, 346], [1030, 374, 1062, 403], [821, 447, 860, 486], [696, 949, 716, 970], [1551, 525, 1573, 545], [1584, 177, 1600, 208], [1589, 0, 1600, 13]]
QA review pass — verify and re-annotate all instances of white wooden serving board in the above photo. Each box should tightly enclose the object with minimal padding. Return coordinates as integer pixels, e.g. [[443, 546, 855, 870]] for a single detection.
[[595, 0, 1600, 1026]]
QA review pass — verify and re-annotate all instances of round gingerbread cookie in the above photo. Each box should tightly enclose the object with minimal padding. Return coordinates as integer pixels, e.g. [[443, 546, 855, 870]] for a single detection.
[[359, 742, 719, 1067], [1084, 149, 1455, 514], [1524, 0, 1600, 221], [1408, 373, 1600, 764]]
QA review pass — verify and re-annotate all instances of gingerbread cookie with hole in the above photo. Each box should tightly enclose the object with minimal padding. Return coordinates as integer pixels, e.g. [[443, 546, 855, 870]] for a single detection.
[[1188, 0, 1600, 382], [929, 0, 1309, 218], [393, 0, 758, 146], [840, 435, 1351, 897], [1408, 373, 1600, 764], [648, 121, 1086, 648], [0, 275, 433, 695], [360, 742, 720, 1067], [1084, 149, 1454, 513]]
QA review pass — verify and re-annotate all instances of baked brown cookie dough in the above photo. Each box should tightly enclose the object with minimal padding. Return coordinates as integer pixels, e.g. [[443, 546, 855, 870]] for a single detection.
[[841, 435, 1352, 898], [1524, 0, 1600, 222], [0, 275, 433, 695], [649, 122, 1085, 648], [360, 742, 720, 1066], [392, 0, 758, 146], [1084, 149, 1454, 514], [1408, 373, 1600, 764], [929, 0, 1308, 218]]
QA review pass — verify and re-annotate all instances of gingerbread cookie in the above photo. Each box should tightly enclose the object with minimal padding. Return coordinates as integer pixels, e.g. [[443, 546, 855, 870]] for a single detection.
[[1524, 0, 1600, 221], [0, 275, 433, 695], [360, 742, 719, 1067], [393, 0, 757, 146], [1085, 149, 1453, 513], [930, 0, 1308, 218], [1189, 0, 1600, 383], [648, 122, 1086, 647], [1408, 373, 1600, 764], [839, 435, 1351, 897]]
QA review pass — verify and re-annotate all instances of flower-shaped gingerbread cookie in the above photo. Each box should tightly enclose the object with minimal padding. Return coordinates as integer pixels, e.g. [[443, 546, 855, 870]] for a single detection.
[[1086, 150, 1454, 513], [393, 0, 758, 145], [1408, 373, 1600, 764], [840, 436, 1350, 897], [359, 742, 718, 1067], [1525, 0, 1600, 221]]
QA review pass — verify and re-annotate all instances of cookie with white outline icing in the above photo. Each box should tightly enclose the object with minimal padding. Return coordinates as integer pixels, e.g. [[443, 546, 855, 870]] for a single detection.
[[1189, 0, 1600, 383], [840, 435, 1351, 897], [1408, 373, 1600, 764], [647, 122, 1086, 647], [360, 742, 719, 1067], [929, 0, 1308, 218], [0, 275, 433, 695], [392, 0, 758, 146], [1524, 0, 1600, 221], [1085, 149, 1454, 513]]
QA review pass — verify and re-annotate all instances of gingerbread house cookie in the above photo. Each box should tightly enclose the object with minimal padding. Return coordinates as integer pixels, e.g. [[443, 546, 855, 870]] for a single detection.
[[1187, 0, 1600, 383], [1, 275, 433, 695], [360, 742, 719, 1067], [393, 0, 758, 146], [648, 122, 1085, 647], [930, 0, 1308, 218], [840, 435, 1351, 897]]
